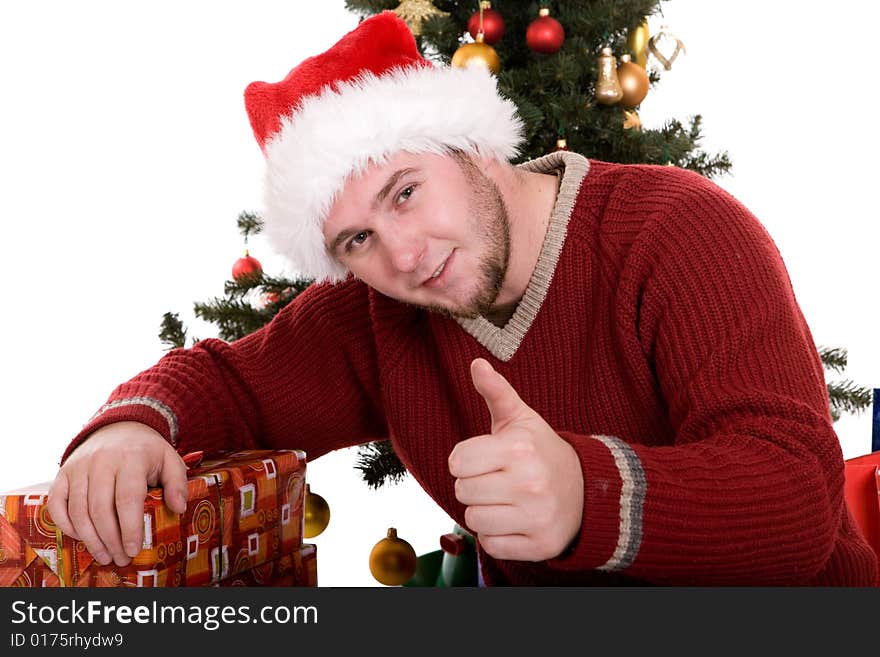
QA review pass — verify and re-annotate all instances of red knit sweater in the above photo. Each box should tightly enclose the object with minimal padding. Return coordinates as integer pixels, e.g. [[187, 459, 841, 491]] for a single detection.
[[63, 154, 878, 586]]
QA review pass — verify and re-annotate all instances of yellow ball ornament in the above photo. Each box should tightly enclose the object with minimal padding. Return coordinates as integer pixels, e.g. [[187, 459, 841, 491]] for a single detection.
[[452, 32, 500, 74], [303, 484, 330, 538], [369, 527, 418, 586], [627, 19, 650, 68]]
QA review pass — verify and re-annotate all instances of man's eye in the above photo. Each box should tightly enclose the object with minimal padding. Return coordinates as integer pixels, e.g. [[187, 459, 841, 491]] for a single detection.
[[396, 185, 415, 204], [346, 231, 370, 253]]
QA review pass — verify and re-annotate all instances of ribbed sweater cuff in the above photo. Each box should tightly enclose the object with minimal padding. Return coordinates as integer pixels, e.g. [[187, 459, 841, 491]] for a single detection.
[[548, 432, 645, 573], [60, 401, 177, 466]]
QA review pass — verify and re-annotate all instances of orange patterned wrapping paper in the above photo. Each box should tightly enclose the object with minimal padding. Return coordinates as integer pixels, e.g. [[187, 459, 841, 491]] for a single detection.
[[0, 449, 308, 587], [215, 543, 317, 587]]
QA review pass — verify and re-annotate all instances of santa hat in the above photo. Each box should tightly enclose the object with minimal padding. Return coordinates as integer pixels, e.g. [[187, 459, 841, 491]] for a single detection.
[[244, 10, 524, 283]]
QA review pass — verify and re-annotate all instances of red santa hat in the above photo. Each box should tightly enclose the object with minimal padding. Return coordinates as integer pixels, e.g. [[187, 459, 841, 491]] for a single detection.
[[244, 11, 524, 283]]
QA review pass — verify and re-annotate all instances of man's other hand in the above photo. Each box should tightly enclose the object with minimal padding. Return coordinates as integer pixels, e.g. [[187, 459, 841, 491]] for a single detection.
[[448, 358, 585, 562]]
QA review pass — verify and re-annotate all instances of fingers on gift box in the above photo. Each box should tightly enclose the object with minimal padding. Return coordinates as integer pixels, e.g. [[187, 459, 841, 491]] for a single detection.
[[0, 449, 317, 587]]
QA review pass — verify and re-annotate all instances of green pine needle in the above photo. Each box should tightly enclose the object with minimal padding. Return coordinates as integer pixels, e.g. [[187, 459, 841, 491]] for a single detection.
[[158, 312, 188, 350], [237, 211, 264, 242], [355, 440, 409, 489]]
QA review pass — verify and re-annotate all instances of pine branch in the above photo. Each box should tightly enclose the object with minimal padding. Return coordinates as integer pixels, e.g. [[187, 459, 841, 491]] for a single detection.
[[344, 0, 397, 17], [355, 440, 409, 489], [827, 379, 873, 420], [818, 346, 848, 374], [817, 345, 870, 422], [259, 274, 313, 296], [159, 312, 188, 350], [237, 211, 264, 243], [224, 273, 265, 299], [193, 298, 276, 342], [223, 274, 313, 299]]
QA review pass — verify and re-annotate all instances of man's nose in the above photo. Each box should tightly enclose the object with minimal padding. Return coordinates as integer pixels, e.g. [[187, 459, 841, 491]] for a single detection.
[[385, 227, 426, 274]]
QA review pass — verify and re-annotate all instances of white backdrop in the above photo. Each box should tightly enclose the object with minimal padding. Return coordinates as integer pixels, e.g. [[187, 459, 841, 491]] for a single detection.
[[1, 1, 877, 587]]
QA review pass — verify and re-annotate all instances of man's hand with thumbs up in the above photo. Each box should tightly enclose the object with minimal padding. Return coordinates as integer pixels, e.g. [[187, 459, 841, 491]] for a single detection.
[[448, 358, 585, 562]]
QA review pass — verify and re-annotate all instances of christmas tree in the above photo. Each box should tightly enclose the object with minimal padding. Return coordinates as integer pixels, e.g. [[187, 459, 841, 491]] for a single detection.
[[160, 1, 871, 491]]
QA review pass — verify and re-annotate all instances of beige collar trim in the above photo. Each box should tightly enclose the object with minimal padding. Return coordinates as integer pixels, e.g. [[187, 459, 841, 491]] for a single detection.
[[455, 151, 590, 361]]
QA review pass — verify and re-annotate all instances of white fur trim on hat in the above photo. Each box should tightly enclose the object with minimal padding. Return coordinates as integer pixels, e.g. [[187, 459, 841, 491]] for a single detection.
[[261, 62, 524, 283]]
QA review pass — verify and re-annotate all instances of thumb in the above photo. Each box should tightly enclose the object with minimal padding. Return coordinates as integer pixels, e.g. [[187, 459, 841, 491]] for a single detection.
[[160, 446, 189, 515], [470, 358, 528, 433]]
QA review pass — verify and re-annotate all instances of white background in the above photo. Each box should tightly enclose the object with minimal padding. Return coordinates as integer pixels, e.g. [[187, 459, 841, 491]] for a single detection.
[[1, 1, 877, 587]]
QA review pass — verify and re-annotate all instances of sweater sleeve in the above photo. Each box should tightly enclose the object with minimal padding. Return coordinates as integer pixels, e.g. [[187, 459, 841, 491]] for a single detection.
[[60, 278, 388, 465], [546, 169, 855, 585]]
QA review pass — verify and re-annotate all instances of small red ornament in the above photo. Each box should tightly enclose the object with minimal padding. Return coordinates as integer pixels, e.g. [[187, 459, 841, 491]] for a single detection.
[[232, 249, 263, 282], [467, 3, 505, 45], [258, 291, 281, 309], [526, 7, 565, 55]]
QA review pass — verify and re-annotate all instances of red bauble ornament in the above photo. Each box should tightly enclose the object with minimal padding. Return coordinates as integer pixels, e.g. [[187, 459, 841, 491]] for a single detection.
[[258, 291, 281, 309], [526, 8, 565, 55], [232, 249, 263, 282], [467, 4, 505, 45]]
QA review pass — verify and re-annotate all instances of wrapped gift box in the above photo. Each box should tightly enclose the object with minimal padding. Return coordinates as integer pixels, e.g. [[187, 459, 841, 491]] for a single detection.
[[0, 449, 309, 587], [215, 543, 317, 587]]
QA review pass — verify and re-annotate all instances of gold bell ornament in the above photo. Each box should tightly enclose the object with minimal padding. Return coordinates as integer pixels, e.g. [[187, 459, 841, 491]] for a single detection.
[[595, 47, 623, 105], [452, 30, 500, 74]]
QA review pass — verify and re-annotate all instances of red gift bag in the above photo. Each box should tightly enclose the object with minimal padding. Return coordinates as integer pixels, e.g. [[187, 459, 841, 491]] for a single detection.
[[844, 451, 880, 585]]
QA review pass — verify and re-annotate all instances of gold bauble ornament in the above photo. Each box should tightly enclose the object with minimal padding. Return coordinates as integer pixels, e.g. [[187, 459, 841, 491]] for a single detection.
[[627, 20, 650, 68], [303, 484, 330, 538], [392, 0, 450, 37], [595, 47, 623, 105], [369, 527, 417, 586], [617, 54, 650, 108], [451, 32, 500, 74]]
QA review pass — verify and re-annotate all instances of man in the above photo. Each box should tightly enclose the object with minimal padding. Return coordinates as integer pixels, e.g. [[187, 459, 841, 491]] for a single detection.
[[48, 12, 877, 585]]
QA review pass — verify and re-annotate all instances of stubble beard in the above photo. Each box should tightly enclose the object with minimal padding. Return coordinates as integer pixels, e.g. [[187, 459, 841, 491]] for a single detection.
[[424, 173, 511, 320]]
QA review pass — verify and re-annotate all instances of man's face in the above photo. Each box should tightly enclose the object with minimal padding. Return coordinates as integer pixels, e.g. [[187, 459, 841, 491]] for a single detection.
[[322, 151, 511, 319]]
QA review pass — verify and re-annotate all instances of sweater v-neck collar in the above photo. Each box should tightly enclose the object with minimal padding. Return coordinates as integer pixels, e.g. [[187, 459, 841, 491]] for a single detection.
[[454, 150, 590, 362]]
